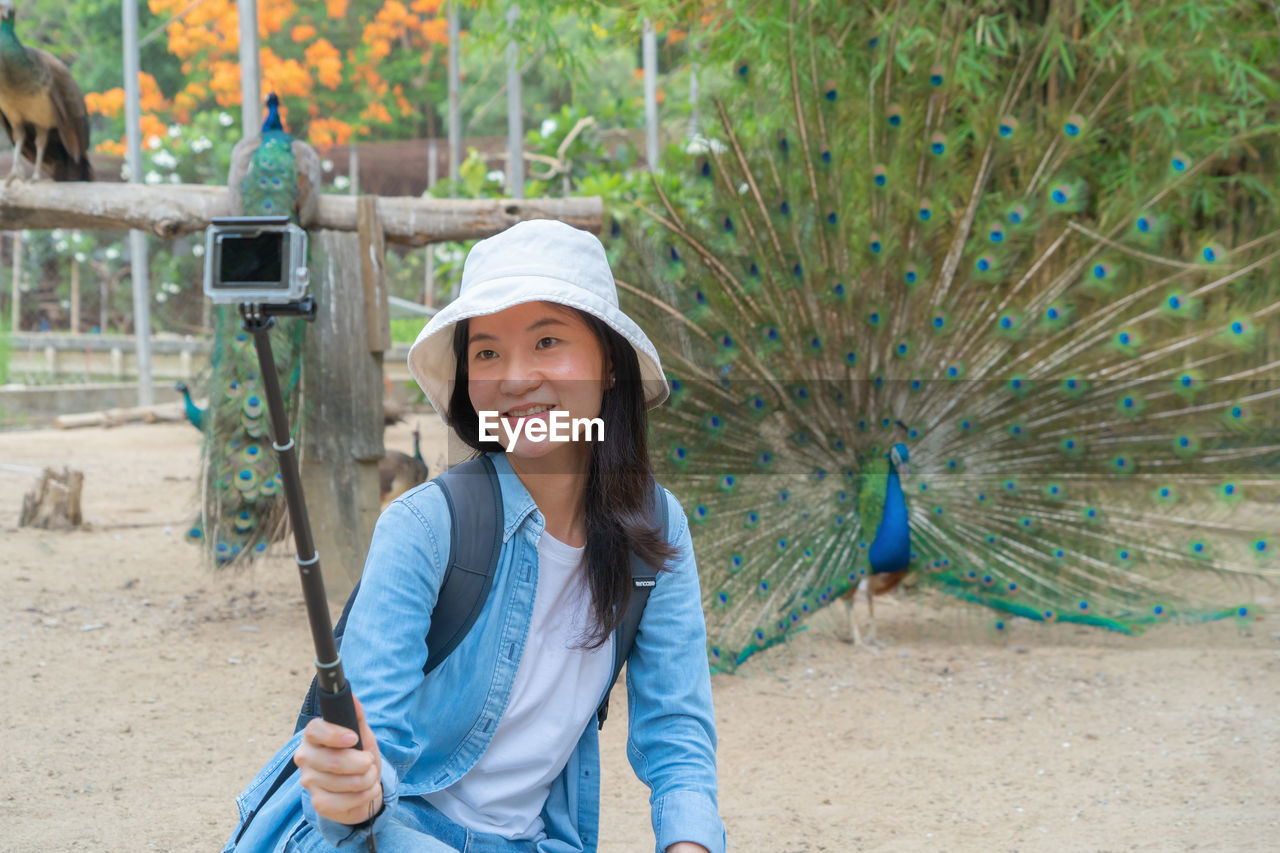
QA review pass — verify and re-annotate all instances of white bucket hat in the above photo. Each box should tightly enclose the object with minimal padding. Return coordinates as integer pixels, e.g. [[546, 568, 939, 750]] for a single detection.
[[408, 219, 669, 422]]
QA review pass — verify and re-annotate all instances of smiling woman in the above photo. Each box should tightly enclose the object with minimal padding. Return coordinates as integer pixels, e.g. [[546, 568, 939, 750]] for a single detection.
[[223, 220, 726, 853]]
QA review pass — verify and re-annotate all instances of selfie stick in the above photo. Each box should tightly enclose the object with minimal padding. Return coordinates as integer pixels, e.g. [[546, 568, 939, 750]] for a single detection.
[[238, 300, 365, 750]]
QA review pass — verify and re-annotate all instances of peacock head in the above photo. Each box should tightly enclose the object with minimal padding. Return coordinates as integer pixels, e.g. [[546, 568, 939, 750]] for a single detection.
[[0, 0, 14, 24], [263, 93, 284, 133], [890, 442, 910, 476]]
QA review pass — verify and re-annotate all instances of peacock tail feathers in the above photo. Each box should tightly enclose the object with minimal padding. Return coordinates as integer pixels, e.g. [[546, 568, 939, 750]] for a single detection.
[[616, 1, 1280, 672]]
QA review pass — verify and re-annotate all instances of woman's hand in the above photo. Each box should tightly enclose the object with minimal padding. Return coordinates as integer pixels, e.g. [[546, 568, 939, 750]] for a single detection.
[[666, 844, 710, 853], [294, 694, 384, 826]]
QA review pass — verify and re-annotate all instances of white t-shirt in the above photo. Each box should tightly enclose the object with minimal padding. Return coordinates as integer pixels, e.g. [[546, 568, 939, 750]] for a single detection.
[[423, 530, 615, 840]]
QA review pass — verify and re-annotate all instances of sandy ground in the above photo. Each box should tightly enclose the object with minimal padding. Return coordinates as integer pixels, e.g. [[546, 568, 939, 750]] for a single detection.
[[3, 420, 1278, 853]]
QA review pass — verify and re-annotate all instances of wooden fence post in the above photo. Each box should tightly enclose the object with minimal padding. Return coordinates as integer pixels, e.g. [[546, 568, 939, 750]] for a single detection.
[[300, 220, 387, 602]]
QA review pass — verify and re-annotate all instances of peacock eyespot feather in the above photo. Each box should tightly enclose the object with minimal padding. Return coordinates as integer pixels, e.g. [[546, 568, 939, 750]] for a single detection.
[[1171, 151, 1188, 171], [930, 133, 946, 155], [1051, 185, 1071, 204], [929, 64, 944, 86], [887, 104, 902, 126], [1064, 113, 1084, 136], [998, 116, 1017, 137], [905, 266, 918, 283]]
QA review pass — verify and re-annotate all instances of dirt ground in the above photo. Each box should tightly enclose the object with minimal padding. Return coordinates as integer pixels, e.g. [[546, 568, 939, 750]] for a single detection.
[[3, 420, 1278, 852]]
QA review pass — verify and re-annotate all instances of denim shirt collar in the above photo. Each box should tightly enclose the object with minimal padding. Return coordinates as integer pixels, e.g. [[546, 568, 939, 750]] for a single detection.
[[486, 451, 543, 543]]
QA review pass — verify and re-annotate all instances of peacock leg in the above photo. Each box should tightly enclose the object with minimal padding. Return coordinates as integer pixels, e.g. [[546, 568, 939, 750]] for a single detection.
[[5, 123, 26, 184], [29, 127, 48, 181], [864, 586, 880, 646], [839, 593, 858, 644]]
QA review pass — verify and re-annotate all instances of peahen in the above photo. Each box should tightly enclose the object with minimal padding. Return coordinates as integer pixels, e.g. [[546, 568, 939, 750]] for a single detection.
[[186, 93, 320, 566], [0, 0, 92, 183], [614, 1, 1280, 673], [379, 426, 429, 509]]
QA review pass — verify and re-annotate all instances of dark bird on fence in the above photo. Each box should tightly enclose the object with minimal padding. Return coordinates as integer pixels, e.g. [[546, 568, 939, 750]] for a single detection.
[[615, 0, 1280, 674], [186, 94, 321, 567], [174, 381, 207, 432], [0, 0, 92, 183], [379, 426, 429, 510]]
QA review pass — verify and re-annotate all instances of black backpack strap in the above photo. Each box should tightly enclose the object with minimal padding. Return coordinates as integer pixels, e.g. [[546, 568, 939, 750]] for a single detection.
[[596, 480, 669, 730], [423, 454, 502, 676]]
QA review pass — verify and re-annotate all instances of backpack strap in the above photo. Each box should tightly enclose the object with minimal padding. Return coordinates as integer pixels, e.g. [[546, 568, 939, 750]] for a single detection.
[[596, 480, 669, 730], [423, 454, 502, 675]]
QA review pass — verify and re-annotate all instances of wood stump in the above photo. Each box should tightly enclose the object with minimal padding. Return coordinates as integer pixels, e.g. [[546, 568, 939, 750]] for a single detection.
[[19, 467, 85, 529]]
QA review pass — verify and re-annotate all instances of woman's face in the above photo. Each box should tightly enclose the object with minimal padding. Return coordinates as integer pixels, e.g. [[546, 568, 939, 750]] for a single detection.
[[466, 301, 609, 463]]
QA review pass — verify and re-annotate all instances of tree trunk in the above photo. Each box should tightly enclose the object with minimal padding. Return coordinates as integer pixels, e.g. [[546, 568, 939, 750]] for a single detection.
[[19, 467, 84, 529]]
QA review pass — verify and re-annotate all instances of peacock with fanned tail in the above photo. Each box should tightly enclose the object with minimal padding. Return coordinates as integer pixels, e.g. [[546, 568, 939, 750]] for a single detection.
[[185, 93, 320, 565], [612, 1, 1280, 672]]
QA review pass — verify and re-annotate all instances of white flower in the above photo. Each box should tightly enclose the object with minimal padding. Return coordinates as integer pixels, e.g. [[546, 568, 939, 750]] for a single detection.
[[333, 174, 350, 190], [152, 151, 177, 170], [156, 292, 168, 303], [219, 112, 234, 127], [191, 137, 212, 153], [60, 298, 70, 309], [144, 170, 163, 185], [321, 159, 334, 173], [540, 118, 558, 138], [168, 173, 182, 184], [168, 124, 182, 138], [74, 252, 87, 263], [192, 244, 205, 257], [105, 247, 121, 260], [486, 169, 505, 185], [146, 135, 163, 150], [55, 240, 69, 253], [51, 228, 65, 240]]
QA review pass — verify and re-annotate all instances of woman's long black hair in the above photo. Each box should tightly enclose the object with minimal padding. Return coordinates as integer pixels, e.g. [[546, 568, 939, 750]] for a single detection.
[[448, 306, 679, 648]]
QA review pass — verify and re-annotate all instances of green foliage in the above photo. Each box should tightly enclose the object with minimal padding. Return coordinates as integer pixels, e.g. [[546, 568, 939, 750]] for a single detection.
[[0, 315, 11, 384]]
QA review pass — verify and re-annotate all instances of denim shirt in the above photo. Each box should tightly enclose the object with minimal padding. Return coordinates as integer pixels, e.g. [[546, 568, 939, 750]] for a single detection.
[[224, 451, 725, 853]]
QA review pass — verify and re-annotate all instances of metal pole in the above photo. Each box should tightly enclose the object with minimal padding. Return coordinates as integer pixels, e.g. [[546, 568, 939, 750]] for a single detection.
[[238, 0, 262, 135], [505, 4, 523, 199], [447, 0, 461, 184], [642, 19, 659, 171], [10, 231, 20, 332], [123, 0, 154, 406], [349, 140, 360, 196], [425, 139, 438, 306]]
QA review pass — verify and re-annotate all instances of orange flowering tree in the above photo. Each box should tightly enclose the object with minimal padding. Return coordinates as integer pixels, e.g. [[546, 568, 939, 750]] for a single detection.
[[86, 0, 454, 156]]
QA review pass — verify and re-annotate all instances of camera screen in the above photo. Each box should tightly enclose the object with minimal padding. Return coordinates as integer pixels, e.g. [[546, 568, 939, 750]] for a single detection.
[[220, 233, 284, 285]]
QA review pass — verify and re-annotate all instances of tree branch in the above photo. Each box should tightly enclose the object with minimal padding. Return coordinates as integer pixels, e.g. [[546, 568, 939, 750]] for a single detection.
[[0, 182, 602, 245]]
